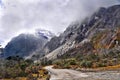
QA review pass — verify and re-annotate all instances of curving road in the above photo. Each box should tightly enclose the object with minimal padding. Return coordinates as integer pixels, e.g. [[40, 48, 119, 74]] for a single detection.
[[45, 66, 89, 80]]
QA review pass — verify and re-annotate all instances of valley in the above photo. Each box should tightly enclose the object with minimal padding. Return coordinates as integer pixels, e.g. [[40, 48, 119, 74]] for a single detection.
[[0, 3, 120, 80]]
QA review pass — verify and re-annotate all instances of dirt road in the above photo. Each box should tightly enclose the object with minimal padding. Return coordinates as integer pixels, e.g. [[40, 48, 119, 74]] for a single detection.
[[45, 66, 89, 80], [45, 66, 120, 80]]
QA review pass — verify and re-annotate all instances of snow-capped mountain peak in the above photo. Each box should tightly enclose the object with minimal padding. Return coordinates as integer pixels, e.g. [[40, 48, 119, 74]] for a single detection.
[[35, 29, 55, 40]]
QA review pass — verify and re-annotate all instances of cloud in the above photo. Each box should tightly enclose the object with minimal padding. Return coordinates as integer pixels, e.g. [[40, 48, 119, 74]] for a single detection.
[[0, 0, 120, 47]]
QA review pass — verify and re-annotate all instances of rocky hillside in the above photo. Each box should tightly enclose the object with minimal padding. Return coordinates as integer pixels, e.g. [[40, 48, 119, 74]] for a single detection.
[[44, 5, 120, 60]]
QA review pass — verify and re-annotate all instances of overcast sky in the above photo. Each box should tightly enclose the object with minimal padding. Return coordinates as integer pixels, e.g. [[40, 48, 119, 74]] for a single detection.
[[0, 0, 120, 47]]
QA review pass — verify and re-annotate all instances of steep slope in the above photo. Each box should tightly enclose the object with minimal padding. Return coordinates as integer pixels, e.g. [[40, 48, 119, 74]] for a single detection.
[[42, 22, 83, 54], [44, 5, 120, 60]]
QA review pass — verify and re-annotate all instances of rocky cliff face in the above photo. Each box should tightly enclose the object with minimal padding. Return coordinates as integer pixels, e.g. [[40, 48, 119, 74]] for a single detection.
[[44, 5, 120, 60]]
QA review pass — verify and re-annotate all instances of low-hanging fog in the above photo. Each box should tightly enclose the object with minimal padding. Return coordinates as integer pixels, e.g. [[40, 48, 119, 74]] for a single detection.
[[0, 0, 120, 47]]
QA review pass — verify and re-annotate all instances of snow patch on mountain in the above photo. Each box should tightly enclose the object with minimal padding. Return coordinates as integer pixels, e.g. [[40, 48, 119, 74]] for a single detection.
[[35, 29, 55, 40]]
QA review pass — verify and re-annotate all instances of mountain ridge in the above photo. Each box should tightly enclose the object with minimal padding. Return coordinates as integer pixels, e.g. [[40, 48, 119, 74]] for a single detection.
[[43, 5, 120, 60], [2, 29, 55, 58]]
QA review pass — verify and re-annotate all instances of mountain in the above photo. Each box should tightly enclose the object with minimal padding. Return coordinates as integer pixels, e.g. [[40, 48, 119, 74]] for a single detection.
[[36, 29, 55, 40], [2, 29, 55, 58], [0, 45, 3, 54], [2, 5, 120, 61], [43, 5, 120, 60]]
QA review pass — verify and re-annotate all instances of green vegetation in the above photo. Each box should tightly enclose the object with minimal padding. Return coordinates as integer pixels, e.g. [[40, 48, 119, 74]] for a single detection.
[[0, 56, 32, 79], [40, 57, 53, 66], [0, 56, 49, 80], [53, 49, 120, 69], [52, 29, 120, 69]]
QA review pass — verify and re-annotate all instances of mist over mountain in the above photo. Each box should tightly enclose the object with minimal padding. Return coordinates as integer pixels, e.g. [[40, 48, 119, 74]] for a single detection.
[[2, 4, 120, 61], [2, 29, 55, 58], [0, 0, 120, 47], [43, 5, 120, 60], [1, 1, 120, 80]]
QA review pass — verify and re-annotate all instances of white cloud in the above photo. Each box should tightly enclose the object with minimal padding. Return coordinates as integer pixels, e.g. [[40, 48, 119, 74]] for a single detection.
[[0, 0, 120, 47]]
